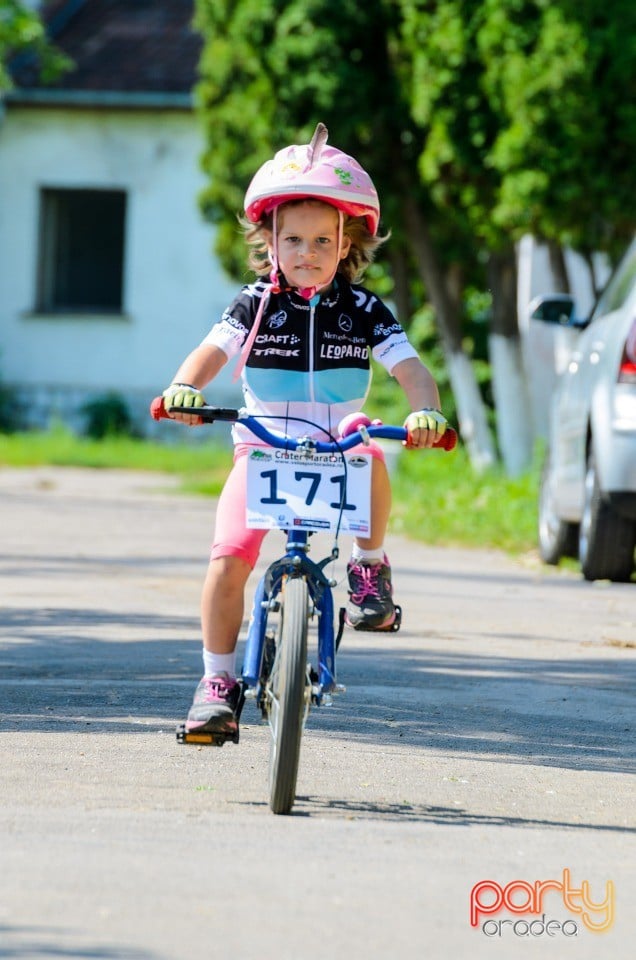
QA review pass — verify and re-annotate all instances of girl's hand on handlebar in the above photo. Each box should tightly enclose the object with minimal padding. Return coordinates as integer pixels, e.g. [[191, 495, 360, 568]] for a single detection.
[[162, 383, 206, 425], [403, 409, 448, 449]]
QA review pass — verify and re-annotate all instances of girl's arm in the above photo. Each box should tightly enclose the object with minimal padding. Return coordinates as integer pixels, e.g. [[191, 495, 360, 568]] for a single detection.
[[171, 343, 228, 389], [165, 343, 229, 423], [392, 357, 447, 449], [392, 357, 441, 411]]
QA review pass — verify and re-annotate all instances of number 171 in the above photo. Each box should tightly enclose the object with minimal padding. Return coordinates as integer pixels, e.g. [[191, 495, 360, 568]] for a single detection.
[[260, 468, 355, 511]]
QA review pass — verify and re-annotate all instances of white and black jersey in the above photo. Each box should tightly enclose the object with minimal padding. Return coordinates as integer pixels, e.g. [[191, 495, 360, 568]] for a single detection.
[[202, 276, 418, 445]]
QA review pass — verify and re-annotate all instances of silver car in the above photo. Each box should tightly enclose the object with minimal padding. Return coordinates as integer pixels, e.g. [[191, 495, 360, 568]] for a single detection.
[[534, 236, 636, 582]]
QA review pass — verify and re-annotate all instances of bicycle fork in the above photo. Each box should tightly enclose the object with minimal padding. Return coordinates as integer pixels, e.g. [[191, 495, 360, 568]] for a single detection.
[[242, 541, 343, 710]]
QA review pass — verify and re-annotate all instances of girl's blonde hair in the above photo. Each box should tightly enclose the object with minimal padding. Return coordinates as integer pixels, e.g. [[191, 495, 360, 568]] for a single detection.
[[241, 198, 387, 283]]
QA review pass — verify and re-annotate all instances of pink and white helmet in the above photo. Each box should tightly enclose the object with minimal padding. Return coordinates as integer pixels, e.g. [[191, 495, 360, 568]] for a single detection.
[[244, 123, 380, 235]]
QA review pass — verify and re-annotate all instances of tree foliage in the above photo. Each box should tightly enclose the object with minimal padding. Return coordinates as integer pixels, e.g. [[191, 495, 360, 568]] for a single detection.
[[195, 0, 636, 279], [194, 0, 423, 280], [0, 0, 71, 91], [398, 0, 636, 259], [193, 0, 636, 470]]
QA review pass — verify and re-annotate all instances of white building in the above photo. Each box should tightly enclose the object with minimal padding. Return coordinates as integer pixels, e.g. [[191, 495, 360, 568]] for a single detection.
[[0, 0, 242, 435]]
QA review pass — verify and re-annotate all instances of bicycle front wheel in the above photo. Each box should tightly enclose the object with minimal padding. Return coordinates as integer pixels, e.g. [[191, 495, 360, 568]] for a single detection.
[[267, 576, 309, 815]]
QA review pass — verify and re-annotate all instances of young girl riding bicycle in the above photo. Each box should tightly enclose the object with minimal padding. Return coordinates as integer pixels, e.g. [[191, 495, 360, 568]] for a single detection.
[[162, 123, 448, 735]]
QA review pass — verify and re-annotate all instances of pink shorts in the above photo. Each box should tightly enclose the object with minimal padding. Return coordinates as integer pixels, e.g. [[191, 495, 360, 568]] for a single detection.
[[210, 441, 386, 569]]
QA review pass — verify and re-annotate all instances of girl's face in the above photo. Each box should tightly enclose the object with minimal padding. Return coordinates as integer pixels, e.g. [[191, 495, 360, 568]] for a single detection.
[[271, 202, 351, 291]]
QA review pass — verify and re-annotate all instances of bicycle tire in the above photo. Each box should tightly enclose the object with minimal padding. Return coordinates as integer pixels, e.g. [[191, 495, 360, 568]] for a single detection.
[[267, 576, 309, 815]]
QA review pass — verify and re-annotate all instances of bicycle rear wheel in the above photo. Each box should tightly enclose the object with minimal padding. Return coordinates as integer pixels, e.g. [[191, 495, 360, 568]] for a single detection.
[[266, 576, 309, 815]]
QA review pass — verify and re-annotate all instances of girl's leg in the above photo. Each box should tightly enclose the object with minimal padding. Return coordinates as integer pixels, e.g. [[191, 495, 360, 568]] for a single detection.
[[354, 454, 392, 552], [201, 555, 251, 656], [200, 448, 267, 667], [186, 449, 266, 732]]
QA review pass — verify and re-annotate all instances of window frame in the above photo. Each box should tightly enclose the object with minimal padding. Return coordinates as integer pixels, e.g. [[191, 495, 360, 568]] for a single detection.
[[36, 186, 128, 316]]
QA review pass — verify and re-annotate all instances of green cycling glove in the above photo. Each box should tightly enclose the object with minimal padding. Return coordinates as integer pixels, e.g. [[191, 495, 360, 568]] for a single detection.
[[403, 408, 448, 447], [162, 383, 206, 411]]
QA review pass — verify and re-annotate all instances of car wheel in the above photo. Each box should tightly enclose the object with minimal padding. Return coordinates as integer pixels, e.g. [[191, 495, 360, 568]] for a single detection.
[[538, 451, 579, 564], [579, 449, 635, 582]]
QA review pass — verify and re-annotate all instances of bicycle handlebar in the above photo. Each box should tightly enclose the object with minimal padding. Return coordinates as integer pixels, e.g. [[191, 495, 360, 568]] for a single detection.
[[149, 397, 457, 452]]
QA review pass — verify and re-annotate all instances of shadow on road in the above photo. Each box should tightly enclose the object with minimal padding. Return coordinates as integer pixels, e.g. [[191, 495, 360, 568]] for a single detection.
[[315, 645, 636, 776], [1, 605, 634, 777], [289, 796, 636, 832], [0, 923, 161, 959]]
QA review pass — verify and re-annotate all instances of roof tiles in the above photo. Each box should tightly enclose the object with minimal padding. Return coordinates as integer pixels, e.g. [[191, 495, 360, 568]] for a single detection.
[[14, 0, 201, 94]]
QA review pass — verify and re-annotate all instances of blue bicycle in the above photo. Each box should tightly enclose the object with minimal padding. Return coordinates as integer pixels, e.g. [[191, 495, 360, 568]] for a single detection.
[[151, 399, 456, 814]]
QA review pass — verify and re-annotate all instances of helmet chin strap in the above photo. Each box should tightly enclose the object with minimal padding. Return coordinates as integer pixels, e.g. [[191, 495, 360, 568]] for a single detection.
[[233, 206, 344, 382], [269, 206, 282, 292]]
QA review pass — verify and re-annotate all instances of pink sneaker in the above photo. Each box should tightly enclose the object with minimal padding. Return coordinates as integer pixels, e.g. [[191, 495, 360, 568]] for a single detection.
[[345, 556, 396, 630], [185, 674, 240, 733]]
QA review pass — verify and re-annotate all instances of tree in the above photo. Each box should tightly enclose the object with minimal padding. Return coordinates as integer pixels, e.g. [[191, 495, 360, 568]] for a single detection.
[[479, 0, 636, 263], [397, 0, 535, 472], [396, 0, 636, 471], [194, 1, 636, 475], [194, 0, 497, 469], [0, 0, 71, 91]]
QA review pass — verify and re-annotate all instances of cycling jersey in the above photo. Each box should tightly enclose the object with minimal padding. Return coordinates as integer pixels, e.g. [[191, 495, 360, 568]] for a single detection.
[[202, 276, 418, 445]]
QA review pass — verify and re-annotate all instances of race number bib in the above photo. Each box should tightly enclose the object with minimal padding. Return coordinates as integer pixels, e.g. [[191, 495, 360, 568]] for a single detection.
[[246, 448, 372, 534]]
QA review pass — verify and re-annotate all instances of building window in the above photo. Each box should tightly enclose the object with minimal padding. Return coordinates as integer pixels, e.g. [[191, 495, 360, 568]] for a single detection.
[[37, 188, 127, 313]]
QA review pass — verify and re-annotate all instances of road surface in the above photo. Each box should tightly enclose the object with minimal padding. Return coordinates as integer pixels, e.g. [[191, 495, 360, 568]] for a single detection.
[[0, 467, 634, 959]]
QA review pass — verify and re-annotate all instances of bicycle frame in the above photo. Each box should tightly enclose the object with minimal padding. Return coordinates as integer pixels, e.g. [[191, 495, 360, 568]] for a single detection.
[[242, 527, 338, 702]]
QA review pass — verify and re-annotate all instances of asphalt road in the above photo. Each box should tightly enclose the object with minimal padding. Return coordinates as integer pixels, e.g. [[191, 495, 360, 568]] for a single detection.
[[0, 466, 634, 960]]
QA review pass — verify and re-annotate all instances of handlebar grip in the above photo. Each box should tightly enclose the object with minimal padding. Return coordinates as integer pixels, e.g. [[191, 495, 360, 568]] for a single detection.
[[433, 427, 458, 451], [149, 398, 241, 422], [148, 397, 210, 421], [150, 397, 169, 420]]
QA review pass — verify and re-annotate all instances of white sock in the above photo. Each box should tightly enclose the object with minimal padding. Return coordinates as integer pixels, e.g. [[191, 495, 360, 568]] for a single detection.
[[202, 649, 236, 679], [351, 544, 385, 565]]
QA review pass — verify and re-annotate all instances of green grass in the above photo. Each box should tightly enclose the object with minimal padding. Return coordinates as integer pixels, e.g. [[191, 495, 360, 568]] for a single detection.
[[391, 444, 539, 553], [0, 427, 540, 554], [0, 426, 233, 497]]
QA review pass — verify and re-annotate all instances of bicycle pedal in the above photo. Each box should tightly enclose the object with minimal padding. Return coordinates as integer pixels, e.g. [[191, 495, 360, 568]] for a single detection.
[[175, 724, 240, 747]]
